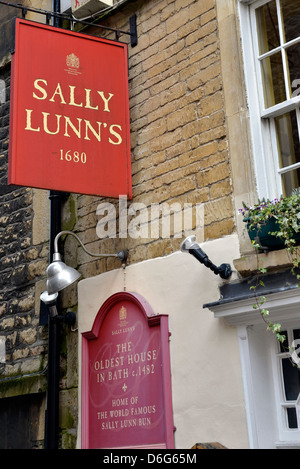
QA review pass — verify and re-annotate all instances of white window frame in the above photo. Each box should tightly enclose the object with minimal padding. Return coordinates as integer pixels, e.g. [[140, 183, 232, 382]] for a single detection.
[[209, 288, 300, 448], [272, 326, 300, 443], [238, 0, 300, 200]]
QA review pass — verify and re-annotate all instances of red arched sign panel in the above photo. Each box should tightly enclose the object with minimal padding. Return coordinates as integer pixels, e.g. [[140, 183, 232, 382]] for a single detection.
[[81, 292, 175, 449]]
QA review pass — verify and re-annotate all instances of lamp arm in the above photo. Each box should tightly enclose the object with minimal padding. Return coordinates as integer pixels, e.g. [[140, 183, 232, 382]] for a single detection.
[[53, 230, 126, 260], [180, 236, 232, 280]]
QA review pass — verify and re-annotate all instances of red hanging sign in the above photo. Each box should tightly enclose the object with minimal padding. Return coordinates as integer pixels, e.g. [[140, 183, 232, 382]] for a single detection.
[[81, 292, 175, 449], [8, 19, 132, 198]]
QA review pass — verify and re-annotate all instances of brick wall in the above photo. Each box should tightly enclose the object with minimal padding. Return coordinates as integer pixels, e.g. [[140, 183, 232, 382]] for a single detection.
[[67, 0, 234, 277]]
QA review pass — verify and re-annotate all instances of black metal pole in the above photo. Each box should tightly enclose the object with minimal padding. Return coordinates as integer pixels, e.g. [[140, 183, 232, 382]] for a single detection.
[[44, 1, 67, 449], [44, 190, 63, 449], [45, 306, 60, 449], [43, 0, 63, 448]]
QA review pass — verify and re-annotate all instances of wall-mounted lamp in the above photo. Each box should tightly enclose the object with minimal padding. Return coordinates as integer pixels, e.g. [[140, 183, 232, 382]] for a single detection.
[[46, 230, 128, 295], [39, 230, 128, 449], [180, 235, 232, 280]]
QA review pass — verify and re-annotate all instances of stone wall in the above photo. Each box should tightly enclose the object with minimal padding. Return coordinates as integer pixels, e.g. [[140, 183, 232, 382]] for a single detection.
[[0, 1, 23, 65], [0, 63, 48, 380], [66, 0, 234, 279], [0, 62, 47, 448]]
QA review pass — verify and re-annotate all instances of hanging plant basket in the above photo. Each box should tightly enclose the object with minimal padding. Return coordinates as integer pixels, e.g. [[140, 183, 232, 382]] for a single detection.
[[245, 217, 289, 250], [240, 193, 300, 252], [240, 192, 300, 345]]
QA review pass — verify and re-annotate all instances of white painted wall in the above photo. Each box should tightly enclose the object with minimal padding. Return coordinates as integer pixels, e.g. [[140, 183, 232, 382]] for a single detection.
[[76, 234, 250, 449]]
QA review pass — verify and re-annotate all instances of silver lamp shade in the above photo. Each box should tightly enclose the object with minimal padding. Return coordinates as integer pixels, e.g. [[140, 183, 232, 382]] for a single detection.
[[46, 253, 81, 295], [180, 235, 197, 253]]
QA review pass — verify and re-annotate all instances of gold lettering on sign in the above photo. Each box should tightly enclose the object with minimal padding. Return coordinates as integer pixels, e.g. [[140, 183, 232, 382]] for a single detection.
[[85, 89, 98, 110], [49, 83, 67, 104], [43, 112, 62, 135], [25, 79, 123, 146], [31, 80, 114, 111], [25, 109, 40, 132], [32, 79, 48, 100], [97, 91, 114, 112]]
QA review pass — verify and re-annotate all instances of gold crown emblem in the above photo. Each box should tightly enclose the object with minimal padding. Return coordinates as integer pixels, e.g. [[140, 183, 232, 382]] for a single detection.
[[119, 306, 127, 321], [66, 53, 80, 69]]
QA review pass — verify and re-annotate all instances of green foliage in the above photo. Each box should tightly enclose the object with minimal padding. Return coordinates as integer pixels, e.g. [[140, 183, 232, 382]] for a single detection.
[[251, 268, 286, 343], [241, 190, 300, 272], [240, 190, 300, 263], [241, 190, 300, 346]]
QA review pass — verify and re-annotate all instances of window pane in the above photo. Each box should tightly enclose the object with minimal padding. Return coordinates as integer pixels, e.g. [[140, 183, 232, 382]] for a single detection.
[[281, 0, 300, 43], [276, 110, 300, 168], [281, 169, 300, 196], [256, 0, 280, 54], [286, 407, 298, 428], [282, 358, 300, 400], [261, 52, 286, 107], [276, 110, 300, 195], [286, 43, 300, 99]]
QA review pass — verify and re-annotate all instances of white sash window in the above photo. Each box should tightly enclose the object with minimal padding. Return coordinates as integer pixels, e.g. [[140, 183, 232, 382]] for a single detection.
[[239, 0, 300, 198]]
